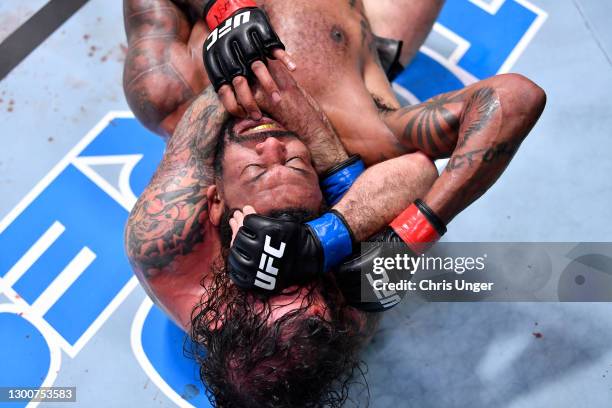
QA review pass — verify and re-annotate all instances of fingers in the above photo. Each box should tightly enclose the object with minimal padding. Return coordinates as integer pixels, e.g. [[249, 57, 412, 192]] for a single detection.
[[232, 76, 262, 120], [272, 49, 296, 71], [229, 209, 245, 247], [218, 85, 246, 118], [251, 61, 281, 104], [229, 217, 239, 247], [243, 205, 256, 216], [229, 206, 257, 246], [232, 209, 245, 228]]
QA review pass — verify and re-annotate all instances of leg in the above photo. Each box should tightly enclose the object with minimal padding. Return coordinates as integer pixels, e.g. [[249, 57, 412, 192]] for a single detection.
[[363, 0, 444, 66]]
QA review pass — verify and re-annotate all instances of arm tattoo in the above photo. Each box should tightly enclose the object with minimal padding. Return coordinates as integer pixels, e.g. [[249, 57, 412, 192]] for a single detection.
[[400, 92, 464, 157], [125, 88, 225, 277], [446, 141, 518, 173], [458, 87, 500, 148], [399, 87, 500, 158], [123, 0, 197, 133]]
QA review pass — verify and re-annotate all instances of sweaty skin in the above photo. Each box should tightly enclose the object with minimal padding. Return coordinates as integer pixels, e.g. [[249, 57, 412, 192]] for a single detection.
[[123, 0, 546, 327], [124, 0, 428, 163]]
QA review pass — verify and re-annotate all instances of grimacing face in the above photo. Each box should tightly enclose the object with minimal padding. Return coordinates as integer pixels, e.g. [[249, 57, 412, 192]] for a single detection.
[[212, 116, 324, 217], [205, 116, 337, 321]]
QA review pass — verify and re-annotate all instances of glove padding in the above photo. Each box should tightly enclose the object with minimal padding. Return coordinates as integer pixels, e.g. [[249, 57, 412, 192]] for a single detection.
[[335, 227, 414, 313], [204, 7, 285, 91], [228, 214, 323, 293]]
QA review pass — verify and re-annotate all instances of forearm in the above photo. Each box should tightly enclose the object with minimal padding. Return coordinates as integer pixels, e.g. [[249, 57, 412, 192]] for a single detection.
[[333, 153, 437, 242], [425, 77, 546, 223], [387, 74, 546, 224]]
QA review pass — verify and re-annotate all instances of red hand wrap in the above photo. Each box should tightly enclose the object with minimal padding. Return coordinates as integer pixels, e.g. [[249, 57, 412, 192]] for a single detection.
[[206, 0, 257, 30], [389, 203, 441, 255]]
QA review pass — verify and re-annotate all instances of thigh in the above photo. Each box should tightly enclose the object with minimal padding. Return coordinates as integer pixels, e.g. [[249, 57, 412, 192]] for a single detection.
[[362, 0, 444, 66]]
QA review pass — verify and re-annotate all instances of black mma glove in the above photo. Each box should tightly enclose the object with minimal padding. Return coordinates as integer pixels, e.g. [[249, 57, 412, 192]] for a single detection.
[[203, 0, 285, 91], [336, 200, 447, 312], [228, 211, 354, 293], [335, 227, 410, 313]]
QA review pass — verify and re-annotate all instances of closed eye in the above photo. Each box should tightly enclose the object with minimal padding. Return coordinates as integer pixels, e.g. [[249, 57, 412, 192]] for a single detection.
[[286, 156, 303, 164], [250, 171, 266, 183], [241, 163, 263, 177], [286, 156, 310, 175]]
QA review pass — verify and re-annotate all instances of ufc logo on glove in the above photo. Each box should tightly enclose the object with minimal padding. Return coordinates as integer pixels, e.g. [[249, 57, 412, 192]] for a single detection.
[[254, 236, 286, 291], [206, 11, 251, 50]]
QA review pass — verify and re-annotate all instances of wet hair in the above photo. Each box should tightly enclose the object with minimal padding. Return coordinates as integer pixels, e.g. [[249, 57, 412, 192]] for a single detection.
[[188, 209, 374, 407]]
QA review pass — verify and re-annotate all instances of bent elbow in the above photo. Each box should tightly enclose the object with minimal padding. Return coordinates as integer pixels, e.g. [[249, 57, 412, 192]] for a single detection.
[[499, 73, 547, 116], [493, 74, 546, 143]]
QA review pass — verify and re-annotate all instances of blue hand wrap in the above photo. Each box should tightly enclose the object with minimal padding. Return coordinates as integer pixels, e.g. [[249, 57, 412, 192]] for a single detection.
[[321, 156, 365, 206], [306, 212, 354, 273]]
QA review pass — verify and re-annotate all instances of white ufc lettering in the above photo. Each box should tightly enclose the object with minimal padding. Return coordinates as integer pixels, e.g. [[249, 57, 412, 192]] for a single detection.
[[206, 11, 252, 51], [366, 272, 401, 309], [254, 236, 286, 290]]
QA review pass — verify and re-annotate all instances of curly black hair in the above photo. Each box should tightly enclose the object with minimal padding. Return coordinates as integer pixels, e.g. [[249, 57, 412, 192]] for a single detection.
[[189, 262, 373, 407], [187, 209, 378, 407]]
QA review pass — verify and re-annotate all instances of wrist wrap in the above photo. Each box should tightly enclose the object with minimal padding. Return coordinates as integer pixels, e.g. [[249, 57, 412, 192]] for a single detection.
[[389, 199, 446, 254], [306, 211, 354, 273], [204, 0, 257, 30], [320, 155, 366, 206]]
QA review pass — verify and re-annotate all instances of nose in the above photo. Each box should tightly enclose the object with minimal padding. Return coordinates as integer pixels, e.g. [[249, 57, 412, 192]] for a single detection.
[[255, 137, 287, 165]]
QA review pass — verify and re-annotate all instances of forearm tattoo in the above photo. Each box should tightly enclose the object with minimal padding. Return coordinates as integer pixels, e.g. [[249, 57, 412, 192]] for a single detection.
[[125, 88, 225, 277], [445, 141, 517, 172]]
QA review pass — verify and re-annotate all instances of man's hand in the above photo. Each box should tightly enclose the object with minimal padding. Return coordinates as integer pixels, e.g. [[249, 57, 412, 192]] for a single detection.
[[202, 0, 296, 120], [227, 208, 328, 293], [335, 227, 410, 313], [251, 61, 350, 174]]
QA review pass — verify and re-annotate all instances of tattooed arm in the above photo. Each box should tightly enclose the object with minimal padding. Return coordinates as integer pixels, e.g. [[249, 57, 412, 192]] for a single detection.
[[123, 0, 209, 137], [125, 87, 226, 327], [384, 74, 546, 224]]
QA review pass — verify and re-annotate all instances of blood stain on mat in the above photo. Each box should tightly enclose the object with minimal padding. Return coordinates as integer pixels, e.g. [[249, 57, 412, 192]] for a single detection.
[[101, 51, 113, 63], [532, 332, 543, 339]]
